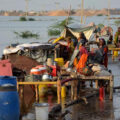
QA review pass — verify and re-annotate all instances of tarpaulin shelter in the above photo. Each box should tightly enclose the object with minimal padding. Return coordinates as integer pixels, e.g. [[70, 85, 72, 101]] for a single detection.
[[3, 42, 55, 63], [53, 23, 113, 45], [60, 23, 96, 41]]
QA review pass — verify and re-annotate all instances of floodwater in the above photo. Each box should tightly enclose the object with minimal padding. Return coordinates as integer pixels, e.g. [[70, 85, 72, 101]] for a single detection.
[[20, 56, 120, 120], [0, 15, 119, 57], [0, 15, 120, 120]]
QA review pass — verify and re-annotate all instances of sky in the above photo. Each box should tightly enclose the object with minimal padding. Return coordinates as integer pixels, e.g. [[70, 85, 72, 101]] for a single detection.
[[0, 0, 120, 11]]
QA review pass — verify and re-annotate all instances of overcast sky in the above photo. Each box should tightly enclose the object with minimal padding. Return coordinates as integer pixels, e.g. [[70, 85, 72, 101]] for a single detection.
[[0, 0, 120, 11]]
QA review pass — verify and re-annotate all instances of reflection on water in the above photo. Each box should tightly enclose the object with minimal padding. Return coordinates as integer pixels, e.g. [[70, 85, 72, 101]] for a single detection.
[[20, 86, 57, 120], [68, 96, 114, 120], [20, 57, 120, 120]]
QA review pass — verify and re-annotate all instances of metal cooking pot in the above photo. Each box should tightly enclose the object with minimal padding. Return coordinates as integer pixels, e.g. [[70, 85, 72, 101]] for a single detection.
[[42, 74, 52, 81]]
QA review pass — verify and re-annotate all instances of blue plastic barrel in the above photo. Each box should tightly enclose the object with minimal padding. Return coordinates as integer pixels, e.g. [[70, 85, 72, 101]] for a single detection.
[[0, 76, 20, 120]]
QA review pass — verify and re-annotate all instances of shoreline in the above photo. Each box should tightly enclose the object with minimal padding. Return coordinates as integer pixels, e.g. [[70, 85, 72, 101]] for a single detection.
[[1, 9, 120, 17]]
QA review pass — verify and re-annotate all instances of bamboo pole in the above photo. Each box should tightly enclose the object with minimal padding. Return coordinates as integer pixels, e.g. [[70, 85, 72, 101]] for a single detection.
[[108, 48, 120, 51], [71, 81, 74, 100], [74, 80, 78, 100], [95, 80, 98, 89], [18, 81, 57, 85], [57, 78, 61, 104], [35, 85, 38, 102], [25, 0, 29, 17], [81, 0, 84, 24], [17, 82, 19, 92], [20, 85, 24, 98], [66, 5, 71, 25], [107, 0, 111, 21], [109, 76, 114, 100]]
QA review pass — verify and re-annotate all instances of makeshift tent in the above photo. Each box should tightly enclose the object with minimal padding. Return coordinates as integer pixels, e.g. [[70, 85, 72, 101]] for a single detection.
[[3, 43, 55, 63], [52, 23, 113, 44], [60, 23, 96, 41]]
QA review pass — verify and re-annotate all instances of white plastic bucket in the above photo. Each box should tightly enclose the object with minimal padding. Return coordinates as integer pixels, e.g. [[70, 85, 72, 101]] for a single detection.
[[35, 103, 49, 120]]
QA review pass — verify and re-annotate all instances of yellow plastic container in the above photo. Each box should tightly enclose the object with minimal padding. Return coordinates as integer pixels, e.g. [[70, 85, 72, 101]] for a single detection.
[[61, 86, 66, 98], [38, 85, 48, 97], [113, 51, 118, 57], [54, 58, 64, 67]]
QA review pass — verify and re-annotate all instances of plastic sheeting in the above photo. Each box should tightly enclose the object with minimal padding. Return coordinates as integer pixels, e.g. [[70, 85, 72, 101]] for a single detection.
[[3, 43, 52, 55], [61, 25, 96, 41]]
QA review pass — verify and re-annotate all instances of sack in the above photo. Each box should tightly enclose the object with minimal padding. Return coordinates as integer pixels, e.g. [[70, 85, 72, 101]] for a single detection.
[[92, 64, 106, 72]]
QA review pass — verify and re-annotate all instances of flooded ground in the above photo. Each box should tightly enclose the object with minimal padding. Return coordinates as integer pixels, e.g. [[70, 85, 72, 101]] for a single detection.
[[20, 55, 120, 120]]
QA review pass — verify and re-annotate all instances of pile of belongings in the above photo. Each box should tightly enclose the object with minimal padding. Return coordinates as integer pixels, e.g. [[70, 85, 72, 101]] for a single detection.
[[91, 64, 111, 76]]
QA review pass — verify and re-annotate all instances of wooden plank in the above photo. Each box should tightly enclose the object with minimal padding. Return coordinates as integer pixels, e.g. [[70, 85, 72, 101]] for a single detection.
[[109, 48, 120, 51], [78, 75, 112, 80], [18, 81, 57, 85]]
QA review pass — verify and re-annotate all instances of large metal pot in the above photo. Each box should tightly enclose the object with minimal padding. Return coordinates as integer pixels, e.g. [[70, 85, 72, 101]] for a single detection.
[[42, 74, 52, 81]]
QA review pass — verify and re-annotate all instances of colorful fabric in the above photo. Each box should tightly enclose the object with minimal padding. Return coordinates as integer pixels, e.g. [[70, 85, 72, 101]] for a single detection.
[[76, 54, 88, 72], [75, 46, 88, 72]]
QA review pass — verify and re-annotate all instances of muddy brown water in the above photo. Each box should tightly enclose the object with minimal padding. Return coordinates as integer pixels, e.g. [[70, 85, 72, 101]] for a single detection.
[[20, 56, 120, 120]]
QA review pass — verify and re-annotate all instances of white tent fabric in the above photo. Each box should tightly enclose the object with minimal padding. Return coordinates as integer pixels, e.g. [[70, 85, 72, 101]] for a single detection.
[[3, 43, 51, 55]]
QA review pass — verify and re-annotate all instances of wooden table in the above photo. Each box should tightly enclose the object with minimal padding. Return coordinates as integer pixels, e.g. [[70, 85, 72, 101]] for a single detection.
[[78, 75, 114, 100], [17, 81, 57, 102], [17, 75, 114, 104]]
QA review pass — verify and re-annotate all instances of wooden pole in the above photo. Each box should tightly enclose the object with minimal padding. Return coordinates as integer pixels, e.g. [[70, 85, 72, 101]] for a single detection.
[[20, 85, 24, 98], [95, 80, 98, 89], [35, 85, 38, 102], [71, 81, 74, 100], [17, 82, 19, 92], [57, 78, 61, 104], [54, 49, 57, 59], [81, 0, 84, 24], [112, 51, 114, 61], [107, 0, 110, 21], [66, 5, 71, 25], [74, 80, 78, 100], [109, 76, 114, 100], [25, 0, 29, 17]]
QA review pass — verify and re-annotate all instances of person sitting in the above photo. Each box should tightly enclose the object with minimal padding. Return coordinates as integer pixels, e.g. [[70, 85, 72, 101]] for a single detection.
[[76, 32, 88, 48], [74, 39, 88, 72], [66, 37, 74, 59], [114, 27, 120, 47], [88, 38, 108, 68]]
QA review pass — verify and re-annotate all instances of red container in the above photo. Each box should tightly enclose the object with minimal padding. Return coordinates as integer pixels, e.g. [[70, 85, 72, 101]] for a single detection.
[[99, 87, 104, 101], [0, 59, 12, 76]]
